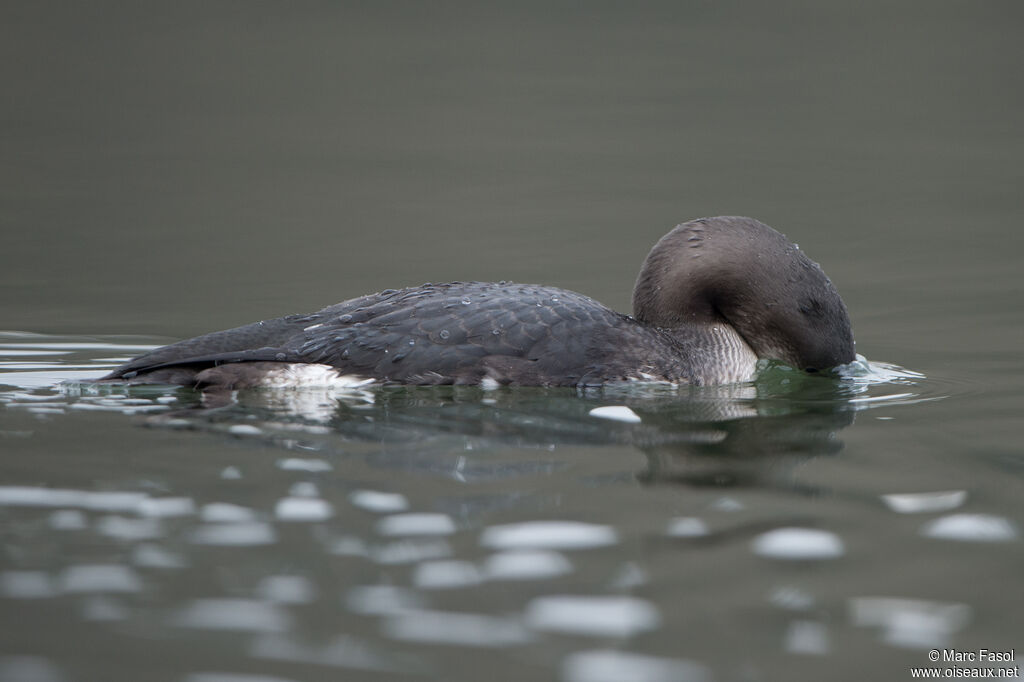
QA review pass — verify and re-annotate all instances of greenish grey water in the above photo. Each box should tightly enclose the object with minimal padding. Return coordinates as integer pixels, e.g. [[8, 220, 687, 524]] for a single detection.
[[2, 3, 1022, 681]]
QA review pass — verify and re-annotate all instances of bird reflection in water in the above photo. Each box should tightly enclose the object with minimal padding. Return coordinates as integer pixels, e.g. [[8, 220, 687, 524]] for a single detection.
[[131, 360, 924, 495]]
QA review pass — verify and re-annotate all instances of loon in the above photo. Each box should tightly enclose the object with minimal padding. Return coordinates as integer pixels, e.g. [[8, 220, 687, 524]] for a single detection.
[[98, 216, 855, 390]]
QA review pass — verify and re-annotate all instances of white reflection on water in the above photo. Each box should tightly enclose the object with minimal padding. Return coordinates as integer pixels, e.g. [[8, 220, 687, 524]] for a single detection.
[[412, 560, 484, 589], [132, 543, 187, 569], [882, 490, 967, 514], [588, 405, 642, 423], [137, 496, 196, 517], [850, 597, 971, 649], [0, 362, 93, 370], [0, 342, 160, 351], [2, 370, 104, 388], [479, 521, 618, 550], [49, 509, 88, 530], [276, 457, 333, 472], [370, 539, 453, 565], [0, 486, 148, 511], [227, 424, 263, 436], [483, 550, 573, 581], [376, 512, 456, 536], [784, 619, 830, 655], [200, 502, 257, 522], [274, 496, 333, 522], [751, 527, 845, 560], [326, 535, 370, 558], [288, 481, 318, 497], [95, 515, 162, 541], [0, 350, 71, 356], [768, 585, 816, 611], [189, 522, 277, 546], [382, 609, 533, 647], [0, 570, 57, 599], [257, 575, 316, 604], [920, 513, 1018, 542], [349, 489, 410, 513], [524, 595, 660, 637], [710, 496, 745, 512], [67, 400, 167, 415], [665, 516, 710, 538], [562, 649, 712, 682], [241, 387, 376, 422], [251, 387, 376, 422], [172, 598, 291, 632], [59, 564, 142, 593], [25, 405, 65, 415]]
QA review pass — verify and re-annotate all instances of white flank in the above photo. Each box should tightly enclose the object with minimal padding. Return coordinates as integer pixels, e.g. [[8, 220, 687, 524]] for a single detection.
[[260, 364, 375, 389]]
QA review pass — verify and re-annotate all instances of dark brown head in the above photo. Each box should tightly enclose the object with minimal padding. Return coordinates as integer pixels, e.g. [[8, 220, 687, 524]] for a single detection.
[[632, 216, 855, 373]]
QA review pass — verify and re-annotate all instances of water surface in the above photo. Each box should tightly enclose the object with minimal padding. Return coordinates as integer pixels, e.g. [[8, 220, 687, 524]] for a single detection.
[[2, 3, 1022, 681]]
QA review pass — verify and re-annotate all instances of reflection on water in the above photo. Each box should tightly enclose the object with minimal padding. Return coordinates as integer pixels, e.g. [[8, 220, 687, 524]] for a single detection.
[[7, 334, 933, 497], [0, 334, 1017, 682], [850, 597, 973, 651]]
